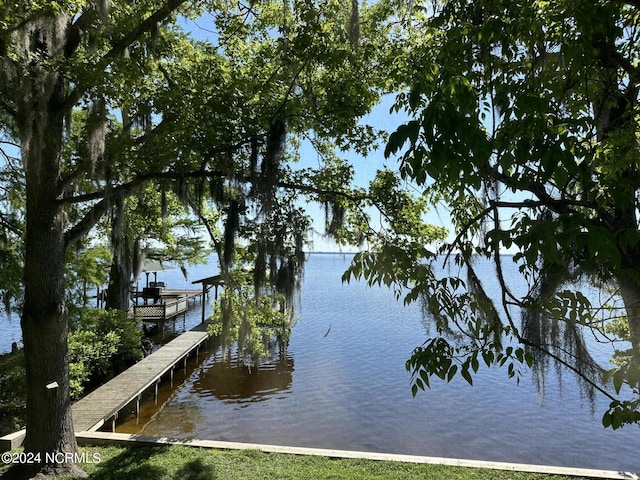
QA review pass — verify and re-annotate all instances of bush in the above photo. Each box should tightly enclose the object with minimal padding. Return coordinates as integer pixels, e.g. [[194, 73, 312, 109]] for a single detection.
[[68, 309, 143, 398], [68, 330, 120, 399], [0, 350, 26, 435], [76, 308, 143, 372]]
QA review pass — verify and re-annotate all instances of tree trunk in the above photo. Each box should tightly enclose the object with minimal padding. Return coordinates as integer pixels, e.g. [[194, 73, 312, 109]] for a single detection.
[[617, 274, 640, 359], [106, 196, 132, 311], [19, 74, 86, 478]]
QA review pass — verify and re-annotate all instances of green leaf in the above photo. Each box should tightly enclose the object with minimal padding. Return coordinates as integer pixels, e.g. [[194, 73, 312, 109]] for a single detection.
[[613, 368, 625, 394], [461, 367, 473, 386], [447, 364, 458, 382], [471, 356, 479, 373], [419, 369, 431, 389], [602, 411, 612, 428], [524, 351, 534, 368], [482, 350, 494, 367]]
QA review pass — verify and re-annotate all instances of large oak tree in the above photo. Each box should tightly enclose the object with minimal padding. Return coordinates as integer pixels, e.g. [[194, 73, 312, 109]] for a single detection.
[[0, 0, 391, 476]]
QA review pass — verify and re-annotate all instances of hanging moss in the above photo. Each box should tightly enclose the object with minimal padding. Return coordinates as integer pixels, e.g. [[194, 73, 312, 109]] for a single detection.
[[250, 136, 259, 176], [522, 303, 602, 407], [174, 176, 189, 205], [275, 258, 299, 308], [260, 119, 286, 208], [254, 239, 267, 300], [325, 199, 346, 237], [348, 0, 360, 49], [85, 97, 107, 173], [223, 198, 241, 268], [160, 189, 168, 222], [466, 259, 502, 343], [209, 176, 225, 204]]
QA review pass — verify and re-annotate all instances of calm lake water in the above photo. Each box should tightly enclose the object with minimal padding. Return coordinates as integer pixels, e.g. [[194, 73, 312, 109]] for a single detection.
[[107, 253, 640, 473]]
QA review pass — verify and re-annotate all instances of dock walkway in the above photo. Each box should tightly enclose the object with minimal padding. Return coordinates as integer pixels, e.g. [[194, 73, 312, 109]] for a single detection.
[[73, 321, 210, 432], [0, 322, 210, 450]]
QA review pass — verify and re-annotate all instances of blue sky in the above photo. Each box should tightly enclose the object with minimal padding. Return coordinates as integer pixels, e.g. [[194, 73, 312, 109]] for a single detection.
[[179, 11, 455, 252], [296, 95, 455, 252]]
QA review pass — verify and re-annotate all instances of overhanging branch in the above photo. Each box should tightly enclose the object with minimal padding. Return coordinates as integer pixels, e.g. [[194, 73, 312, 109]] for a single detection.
[[61, 0, 190, 113], [62, 167, 371, 249]]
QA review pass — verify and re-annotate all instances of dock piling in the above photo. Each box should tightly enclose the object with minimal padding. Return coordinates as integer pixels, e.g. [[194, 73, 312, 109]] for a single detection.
[[112, 412, 118, 433], [67, 323, 209, 435]]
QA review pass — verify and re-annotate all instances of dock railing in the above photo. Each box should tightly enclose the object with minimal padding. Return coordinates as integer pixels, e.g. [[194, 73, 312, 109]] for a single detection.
[[133, 295, 189, 321]]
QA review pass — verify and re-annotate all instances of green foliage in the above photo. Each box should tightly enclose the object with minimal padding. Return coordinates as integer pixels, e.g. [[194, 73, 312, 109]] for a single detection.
[[123, 185, 208, 265], [0, 350, 25, 434], [210, 282, 292, 365], [335, 168, 447, 263], [602, 355, 640, 429], [0, 309, 143, 426], [77, 308, 143, 370], [65, 244, 111, 318], [605, 317, 631, 342], [354, 0, 640, 428], [68, 329, 119, 399], [68, 308, 143, 398], [407, 336, 534, 397], [208, 248, 294, 366]]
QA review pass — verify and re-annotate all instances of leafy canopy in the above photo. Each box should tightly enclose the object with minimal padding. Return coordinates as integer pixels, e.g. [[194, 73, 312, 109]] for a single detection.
[[350, 0, 640, 429]]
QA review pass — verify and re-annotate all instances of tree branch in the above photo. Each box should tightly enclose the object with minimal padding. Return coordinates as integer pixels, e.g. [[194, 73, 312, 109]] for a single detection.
[[0, 213, 23, 237], [61, 166, 372, 249], [61, 0, 190, 112], [64, 8, 100, 58], [64, 196, 114, 249]]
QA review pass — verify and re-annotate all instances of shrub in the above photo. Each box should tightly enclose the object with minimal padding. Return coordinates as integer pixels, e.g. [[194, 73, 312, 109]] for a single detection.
[[68, 309, 143, 398], [77, 308, 143, 372], [0, 350, 26, 435], [68, 330, 120, 399]]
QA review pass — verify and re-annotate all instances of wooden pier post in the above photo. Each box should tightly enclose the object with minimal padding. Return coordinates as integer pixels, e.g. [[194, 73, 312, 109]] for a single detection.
[[112, 412, 118, 433], [64, 323, 209, 435]]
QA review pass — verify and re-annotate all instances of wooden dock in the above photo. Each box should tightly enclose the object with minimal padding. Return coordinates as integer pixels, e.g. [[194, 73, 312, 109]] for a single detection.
[[0, 322, 211, 450], [132, 289, 203, 324], [73, 321, 210, 432]]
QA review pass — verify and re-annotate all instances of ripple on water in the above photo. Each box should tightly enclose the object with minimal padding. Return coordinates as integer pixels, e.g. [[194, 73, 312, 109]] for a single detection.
[[110, 254, 639, 472]]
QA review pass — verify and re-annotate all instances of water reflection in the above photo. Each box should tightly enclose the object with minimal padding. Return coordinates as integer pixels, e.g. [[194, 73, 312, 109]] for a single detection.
[[191, 348, 294, 404], [114, 254, 640, 472]]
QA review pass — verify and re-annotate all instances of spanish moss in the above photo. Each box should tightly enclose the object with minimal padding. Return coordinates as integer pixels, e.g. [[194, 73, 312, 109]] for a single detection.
[[260, 119, 286, 210], [348, 0, 360, 49], [324, 199, 345, 237], [521, 265, 604, 409], [222, 198, 241, 269]]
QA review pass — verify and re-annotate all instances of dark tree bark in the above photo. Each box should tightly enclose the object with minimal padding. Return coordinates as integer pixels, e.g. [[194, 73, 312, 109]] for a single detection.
[[0, 4, 189, 476], [16, 21, 85, 476], [106, 196, 132, 311]]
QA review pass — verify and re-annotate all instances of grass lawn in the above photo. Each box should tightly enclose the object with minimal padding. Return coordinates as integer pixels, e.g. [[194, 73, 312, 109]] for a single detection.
[[0, 445, 594, 480]]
